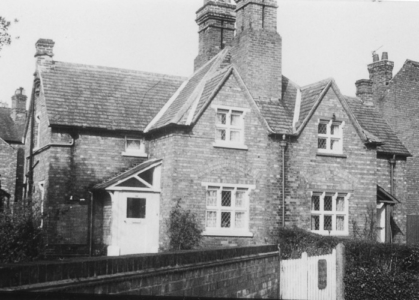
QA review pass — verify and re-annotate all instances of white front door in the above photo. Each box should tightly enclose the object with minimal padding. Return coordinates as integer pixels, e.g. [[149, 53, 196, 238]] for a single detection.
[[376, 204, 386, 243], [115, 192, 160, 255]]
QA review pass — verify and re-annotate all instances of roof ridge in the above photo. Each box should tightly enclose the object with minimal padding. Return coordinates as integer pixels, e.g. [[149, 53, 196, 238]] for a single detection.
[[51, 60, 187, 81], [300, 78, 333, 91]]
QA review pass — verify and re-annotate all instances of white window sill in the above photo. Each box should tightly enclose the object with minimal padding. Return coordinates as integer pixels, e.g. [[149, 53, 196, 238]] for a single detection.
[[311, 230, 349, 236], [212, 142, 248, 150], [316, 151, 347, 158], [202, 230, 253, 237], [121, 152, 148, 158]]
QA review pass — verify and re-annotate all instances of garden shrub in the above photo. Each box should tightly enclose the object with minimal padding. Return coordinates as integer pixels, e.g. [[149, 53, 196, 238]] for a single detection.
[[167, 199, 202, 250], [0, 202, 46, 263], [278, 227, 419, 300]]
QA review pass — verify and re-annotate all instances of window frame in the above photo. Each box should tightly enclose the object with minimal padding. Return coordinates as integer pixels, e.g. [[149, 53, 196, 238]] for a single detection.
[[211, 105, 249, 150], [122, 137, 148, 158], [317, 119, 344, 154], [310, 191, 350, 236], [201, 182, 254, 237]]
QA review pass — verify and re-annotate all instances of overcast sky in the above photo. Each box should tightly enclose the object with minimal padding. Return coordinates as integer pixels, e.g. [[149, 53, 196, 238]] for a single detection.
[[1, 0, 419, 107]]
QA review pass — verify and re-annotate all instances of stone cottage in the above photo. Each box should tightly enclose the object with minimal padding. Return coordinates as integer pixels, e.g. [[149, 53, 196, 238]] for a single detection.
[[23, 0, 410, 256], [0, 88, 26, 209]]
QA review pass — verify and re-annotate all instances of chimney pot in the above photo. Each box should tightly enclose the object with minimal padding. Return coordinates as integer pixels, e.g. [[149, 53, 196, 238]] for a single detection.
[[382, 52, 388, 61], [11, 87, 27, 122], [373, 53, 379, 62]]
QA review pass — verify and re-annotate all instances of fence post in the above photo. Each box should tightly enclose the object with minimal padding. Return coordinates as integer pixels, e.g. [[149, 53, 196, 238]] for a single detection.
[[336, 243, 345, 300], [278, 244, 281, 300]]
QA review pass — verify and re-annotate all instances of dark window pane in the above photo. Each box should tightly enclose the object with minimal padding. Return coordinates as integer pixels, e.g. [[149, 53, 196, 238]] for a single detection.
[[324, 216, 332, 231], [318, 123, 327, 134], [221, 191, 231, 207], [324, 196, 332, 211], [318, 138, 327, 149], [221, 212, 231, 228], [117, 178, 147, 188], [312, 196, 320, 211], [139, 168, 153, 185], [311, 215, 319, 230], [127, 198, 146, 218]]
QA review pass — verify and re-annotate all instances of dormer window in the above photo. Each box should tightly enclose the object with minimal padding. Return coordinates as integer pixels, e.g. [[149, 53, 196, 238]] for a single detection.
[[317, 120, 343, 154], [122, 137, 147, 157], [212, 105, 249, 150]]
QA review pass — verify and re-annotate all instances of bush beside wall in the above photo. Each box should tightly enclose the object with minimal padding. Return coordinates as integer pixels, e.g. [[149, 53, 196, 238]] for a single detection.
[[278, 227, 419, 300]]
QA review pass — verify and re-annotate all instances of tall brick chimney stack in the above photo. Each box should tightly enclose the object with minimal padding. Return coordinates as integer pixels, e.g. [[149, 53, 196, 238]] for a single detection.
[[35, 39, 55, 67], [11, 87, 27, 127], [355, 79, 373, 106], [231, 0, 282, 101], [194, 0, 236, 71], [367, 51, 394, 110]]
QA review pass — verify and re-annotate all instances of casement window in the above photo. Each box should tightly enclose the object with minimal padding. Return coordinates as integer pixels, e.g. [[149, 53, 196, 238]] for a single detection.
[[317, 120, 343, 154], [212, 106, 249, 150], [310, 192, 349, 235], [202, 183, 254, 237], [122, 137, 147, 157]]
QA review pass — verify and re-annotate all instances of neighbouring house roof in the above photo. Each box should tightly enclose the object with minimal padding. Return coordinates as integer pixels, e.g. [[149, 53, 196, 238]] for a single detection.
[[377, 185, 401, 204], [0, 108, 21, 143], [346, 96, 411, 156], [39, 61, 186, 132], [93, 158, 162, 190]]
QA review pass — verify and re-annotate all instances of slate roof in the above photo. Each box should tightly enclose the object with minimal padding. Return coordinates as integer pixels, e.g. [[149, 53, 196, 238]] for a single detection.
[[0, 108, 21, 143], [93, 158, 162, 190], [40, 61, 186, 132], [346, 96, 411, 156], [298, 79, 331, 125]]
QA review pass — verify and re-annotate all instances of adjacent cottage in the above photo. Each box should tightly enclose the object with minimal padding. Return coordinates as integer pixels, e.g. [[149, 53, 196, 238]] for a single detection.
[[23, 0, 411, 256], [0, 88, 26, 209]]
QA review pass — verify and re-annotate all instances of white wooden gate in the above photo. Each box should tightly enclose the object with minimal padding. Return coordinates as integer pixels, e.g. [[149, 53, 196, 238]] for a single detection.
[[280, 249, 339, 300]]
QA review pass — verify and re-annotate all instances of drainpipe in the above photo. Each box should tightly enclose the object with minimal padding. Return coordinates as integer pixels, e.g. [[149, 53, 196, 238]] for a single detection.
[[27, 85, 36, 204], [88, 191, 94, 256], [279, 135, 288, 227], [387, 155, 396, 243]]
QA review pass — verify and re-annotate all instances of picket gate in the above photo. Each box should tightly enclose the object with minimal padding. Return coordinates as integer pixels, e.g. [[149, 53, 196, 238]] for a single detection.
[[280, 245, 344, 300]]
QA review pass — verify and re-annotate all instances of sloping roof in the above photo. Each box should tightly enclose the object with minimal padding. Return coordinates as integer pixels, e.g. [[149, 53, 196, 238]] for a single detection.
[[298, 79, 331, 125], [377, 185, 401, 204], [39, 61, 186, 132], [346, 96, 411, 156], [0, 108, 21, 143], [147, 48, 298, 135], [148, 49, 229, 131], [93, 158, 162, 190]]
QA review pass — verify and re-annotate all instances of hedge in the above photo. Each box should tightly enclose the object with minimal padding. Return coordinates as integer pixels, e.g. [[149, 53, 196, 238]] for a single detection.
[[278, 227, 419, 300]]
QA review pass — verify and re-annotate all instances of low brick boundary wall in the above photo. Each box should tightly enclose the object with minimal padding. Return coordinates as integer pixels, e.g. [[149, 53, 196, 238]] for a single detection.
[[0, 245, 279, 298]]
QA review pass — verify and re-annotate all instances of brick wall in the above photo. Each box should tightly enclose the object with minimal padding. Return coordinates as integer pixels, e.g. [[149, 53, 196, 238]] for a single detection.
[[286, 88, 378, 235], [379, 61, 419, 215], [149, 72, 283, 250], [0, 140, 17, 204], [0, 245, 279, 298], [377, 155, 407, 243], [232, 0, 282, 100]]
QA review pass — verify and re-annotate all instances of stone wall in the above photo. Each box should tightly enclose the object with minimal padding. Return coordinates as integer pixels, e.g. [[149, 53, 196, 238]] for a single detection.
[[0, 245, 279, 298]]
